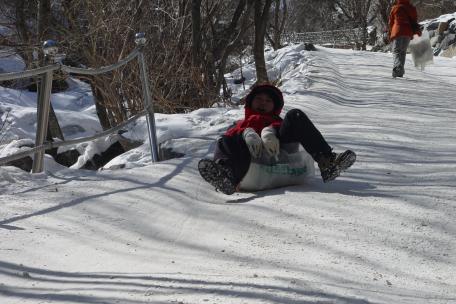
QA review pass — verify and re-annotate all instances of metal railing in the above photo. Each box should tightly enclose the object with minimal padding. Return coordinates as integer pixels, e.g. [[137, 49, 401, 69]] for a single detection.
[[284, 28, 364, 46], [0, 33, 159, 172]]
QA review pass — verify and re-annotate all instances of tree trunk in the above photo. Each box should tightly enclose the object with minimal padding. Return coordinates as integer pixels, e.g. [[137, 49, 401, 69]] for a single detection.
[[253, 0, 273, 83], [191, 0, 202, 67], [361, 21, 368, 50], [214, 0, 252, 94], [14, 0, 33, 66], [269, 0, 287, 50], [91, 83, 112, 130], [37, 0, 51, 42]]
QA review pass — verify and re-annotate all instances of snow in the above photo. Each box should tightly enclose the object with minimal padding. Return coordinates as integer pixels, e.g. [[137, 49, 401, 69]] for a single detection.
[[1, 43, 456, 303], [0, 50, 25, 73], [422, 12, 456, 25], [0, 78, 101, 150], [0, 21, 24, 73]]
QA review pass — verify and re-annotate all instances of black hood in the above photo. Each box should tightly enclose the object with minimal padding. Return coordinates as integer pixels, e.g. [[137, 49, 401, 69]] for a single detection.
[[245, 84, 284, 115]]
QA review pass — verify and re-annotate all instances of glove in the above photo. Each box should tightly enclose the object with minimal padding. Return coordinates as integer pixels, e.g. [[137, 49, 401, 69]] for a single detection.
[[242, 128, 262, 159], [261, 126, 280, 158]]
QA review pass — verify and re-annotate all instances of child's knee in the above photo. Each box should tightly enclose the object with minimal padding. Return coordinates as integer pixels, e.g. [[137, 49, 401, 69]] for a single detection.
[[286, 108, 308, 122]]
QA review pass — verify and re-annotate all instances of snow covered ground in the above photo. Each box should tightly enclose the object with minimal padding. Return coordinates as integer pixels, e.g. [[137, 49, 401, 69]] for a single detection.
[[1, 44, 456, 303]]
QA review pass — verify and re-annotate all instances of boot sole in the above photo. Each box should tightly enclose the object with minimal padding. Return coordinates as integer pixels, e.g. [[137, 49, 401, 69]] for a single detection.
[[323, 150, 356, 183], [337, 150, 356, 171], [198, 159, 236, 195]]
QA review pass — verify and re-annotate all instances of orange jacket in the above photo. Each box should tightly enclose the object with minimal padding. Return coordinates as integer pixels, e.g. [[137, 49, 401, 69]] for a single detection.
[[388, 0, 419, 41]]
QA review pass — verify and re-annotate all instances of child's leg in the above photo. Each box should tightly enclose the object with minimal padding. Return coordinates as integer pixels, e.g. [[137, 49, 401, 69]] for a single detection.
[[278, 109, 332, 160], [279, 109, 356, 182], [214, 134, 251, 184], [199, 134, 251, 194]]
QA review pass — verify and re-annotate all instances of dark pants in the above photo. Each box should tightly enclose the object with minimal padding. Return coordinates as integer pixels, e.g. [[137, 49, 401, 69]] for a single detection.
[[214, 109, 332, 183], [392, 36, 411, 77]]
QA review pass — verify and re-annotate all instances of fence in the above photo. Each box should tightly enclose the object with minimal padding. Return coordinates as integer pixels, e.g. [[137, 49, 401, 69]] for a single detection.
[[284, 28, 365, 47], [0, 33, 159, 173]]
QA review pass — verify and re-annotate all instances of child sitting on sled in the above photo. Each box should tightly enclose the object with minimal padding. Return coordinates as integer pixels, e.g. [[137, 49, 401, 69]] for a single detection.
[[198, 83, 356, 195]]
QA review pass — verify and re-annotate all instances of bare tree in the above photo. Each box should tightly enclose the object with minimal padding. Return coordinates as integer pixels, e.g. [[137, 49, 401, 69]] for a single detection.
[[37, 0, 51, 43], [334, 0, 375, 50], [53, 0, 258, 126], [209, 0, 254, 94], [285, 0, 336, 32], [267, 0, 287, 50], [375, 0, 394, 32], [2, 0, 287, 131], [415, 0, 456, 20], [0, 0, 35, 66], [0, 0, 64, 140], [252, 0, 273, 83], [191, 0, 202, 67]]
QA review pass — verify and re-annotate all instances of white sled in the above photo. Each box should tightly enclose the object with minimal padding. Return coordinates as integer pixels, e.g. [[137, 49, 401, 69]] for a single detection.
[[239, 143, 315, 192]]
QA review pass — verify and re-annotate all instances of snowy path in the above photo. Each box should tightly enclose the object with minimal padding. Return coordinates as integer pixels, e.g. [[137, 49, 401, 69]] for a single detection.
[[1, 46, 455, 304]]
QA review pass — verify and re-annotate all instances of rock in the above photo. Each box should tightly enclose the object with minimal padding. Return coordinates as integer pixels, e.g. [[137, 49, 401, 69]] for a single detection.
[[159, 146, 185, 161], [55, 149, 80, 167], [440, 33, 456, 50], [433, 47, 442, 56], [27, 78, 69, 93], [82, 141, 126, 170], [304, 43, 317, 51], [117, 134, 142, 151], [2, 140, 34, 172], [437, 21, 449, 35], [449, 20, 456, 34], [5, 156, 33, 172], [61, 125, 86, 136], [426, 21, 440, 31], [233, 76, 246, 84], [441, 43, 456, 58]]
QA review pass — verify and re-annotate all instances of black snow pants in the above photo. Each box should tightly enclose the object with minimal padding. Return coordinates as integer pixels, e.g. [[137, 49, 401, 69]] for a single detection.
[[214, 109, 332, 184]]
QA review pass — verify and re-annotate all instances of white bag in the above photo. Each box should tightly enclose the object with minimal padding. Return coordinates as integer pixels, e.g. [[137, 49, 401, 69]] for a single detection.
[[409, 31, 434, 71], [239, 147, 315, 192]]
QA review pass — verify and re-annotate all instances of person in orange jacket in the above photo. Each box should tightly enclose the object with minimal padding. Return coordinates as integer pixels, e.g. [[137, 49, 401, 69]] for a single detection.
[[388, 0, 422, 78]]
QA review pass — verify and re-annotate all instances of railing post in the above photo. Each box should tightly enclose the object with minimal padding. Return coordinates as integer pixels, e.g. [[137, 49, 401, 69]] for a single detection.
[[135, 32, 160, 163], [32, 40, 57, 173]]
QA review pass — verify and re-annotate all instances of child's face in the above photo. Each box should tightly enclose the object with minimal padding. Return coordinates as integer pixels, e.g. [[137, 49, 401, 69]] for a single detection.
[[251, 93, 274, 114]]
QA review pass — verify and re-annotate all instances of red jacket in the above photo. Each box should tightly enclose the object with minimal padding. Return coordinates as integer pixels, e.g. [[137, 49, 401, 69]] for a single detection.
[[225, 84, 284, 137], [389, 0, 420, 41]]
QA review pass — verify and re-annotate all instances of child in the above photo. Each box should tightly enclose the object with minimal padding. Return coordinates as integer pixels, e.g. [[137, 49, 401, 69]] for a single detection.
[[198, 83, 356, 195]]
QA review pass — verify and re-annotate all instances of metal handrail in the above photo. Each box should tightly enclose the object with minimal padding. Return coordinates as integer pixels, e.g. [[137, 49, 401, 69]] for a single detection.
[[0, 49, 141, 79], [291, 29, 363, 35], [284, 28, 364, 45], [0, 64, 60, 81], [0, 110, 147, 166], [0, 33, 159, 172], [61, 48, 141, 75]]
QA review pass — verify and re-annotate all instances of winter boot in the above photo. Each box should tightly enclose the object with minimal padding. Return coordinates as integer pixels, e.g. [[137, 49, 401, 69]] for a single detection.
[[198, 159, 237, 195], [317, 150, 356, 183], [392, 67, 403, 78]]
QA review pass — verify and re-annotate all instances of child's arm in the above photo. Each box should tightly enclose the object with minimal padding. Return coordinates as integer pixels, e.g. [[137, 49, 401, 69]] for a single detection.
[[261, 126, 280, 158], [243, 128, 263, 159]]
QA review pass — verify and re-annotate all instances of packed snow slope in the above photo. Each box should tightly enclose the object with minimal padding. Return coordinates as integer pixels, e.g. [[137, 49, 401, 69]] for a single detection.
[[1, 44, 455, 304]]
